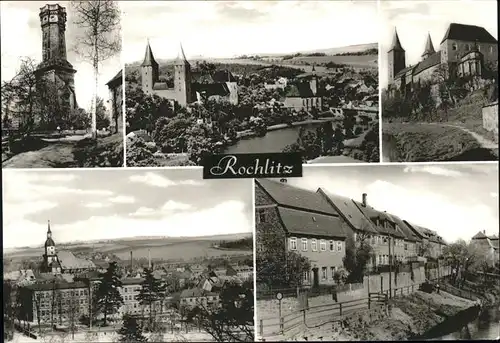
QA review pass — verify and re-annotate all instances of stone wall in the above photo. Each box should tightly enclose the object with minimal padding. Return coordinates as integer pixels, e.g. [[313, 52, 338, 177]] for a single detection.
[[482, 101, 498, 135]]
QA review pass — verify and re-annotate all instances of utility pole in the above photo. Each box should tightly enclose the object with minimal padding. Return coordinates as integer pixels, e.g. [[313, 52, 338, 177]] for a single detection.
[[388, 234, 392, 299]]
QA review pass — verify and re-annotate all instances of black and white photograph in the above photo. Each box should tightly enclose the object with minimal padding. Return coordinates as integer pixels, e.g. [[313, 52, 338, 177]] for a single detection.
[[3, 169, 255, 342], [380, 0, 498, 162], [123, 0, 381, 167], [255, 164, 499, 341], [1, 1, 123, 168]]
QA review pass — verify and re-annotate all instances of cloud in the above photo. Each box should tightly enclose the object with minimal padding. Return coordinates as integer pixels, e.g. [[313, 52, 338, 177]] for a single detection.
[[84, 202, 111, 209], [3, 200, 59, 224], [109, 195, 136, 204], [4, 200, 252, 249], [161, 200, 193, 212], [129, 172, 203, 188], [403, 165, 464, 177], [130, 207, 156, 217]]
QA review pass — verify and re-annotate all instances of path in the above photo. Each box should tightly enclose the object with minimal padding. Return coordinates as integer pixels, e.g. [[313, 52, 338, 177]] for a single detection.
[[2, 141, 77, 168], [422, 123, 497, 150]]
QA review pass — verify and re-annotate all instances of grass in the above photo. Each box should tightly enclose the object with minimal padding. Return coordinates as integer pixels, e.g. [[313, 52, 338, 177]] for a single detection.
[[382, 122, 488, 162]]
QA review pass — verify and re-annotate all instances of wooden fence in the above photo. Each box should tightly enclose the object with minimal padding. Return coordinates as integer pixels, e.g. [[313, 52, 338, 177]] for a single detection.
[[257, 282, 364, 300]]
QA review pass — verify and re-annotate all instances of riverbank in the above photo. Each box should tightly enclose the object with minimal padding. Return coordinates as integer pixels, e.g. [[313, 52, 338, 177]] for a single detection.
[[288, 290, 476, 341], [236, 118, 336, 139]]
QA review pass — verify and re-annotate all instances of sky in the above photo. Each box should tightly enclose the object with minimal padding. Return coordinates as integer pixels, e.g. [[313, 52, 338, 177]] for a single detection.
[[379, 0, 498, 88], [2, 169, 253, 249], [281, 163, 499, 243], [122, 0, 379, 63], [0, 1, 122, 112]]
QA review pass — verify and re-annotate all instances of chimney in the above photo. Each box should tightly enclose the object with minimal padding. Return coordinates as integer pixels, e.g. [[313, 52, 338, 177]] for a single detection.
[[362, 193, 367, 207], [130, 251, 133, 271], [483, 230, 486, 234], [148, 249, 151, 269]]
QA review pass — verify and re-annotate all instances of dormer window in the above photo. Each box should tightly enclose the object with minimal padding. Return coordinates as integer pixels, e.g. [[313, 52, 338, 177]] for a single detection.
[[452, 43, 458, 51]]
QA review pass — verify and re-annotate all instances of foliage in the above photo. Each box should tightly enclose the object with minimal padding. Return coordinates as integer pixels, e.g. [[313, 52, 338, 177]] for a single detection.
[[136, 267, 168, 331], [343, 232, 373, 283], [67, 108, 91, 130], [190, 281, 254, 342], [359, 125, 380, 162], [217, 238, 253, 250], [72, 134, 124, 167], [95, 261, 124, 326], [117, 314, 147, 342], [334, 48, 378, 56], [256, 225, 311, 288], [95, 97, 110, 129], [71, 0, 121, 138], [126, 136, 160, 167]]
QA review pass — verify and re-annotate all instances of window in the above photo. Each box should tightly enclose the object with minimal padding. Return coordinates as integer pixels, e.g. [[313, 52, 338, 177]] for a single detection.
[[330, 266, 336, 279], [336, 241, 342, 252], [465, 44, 470, 51], [302, 238, 308, 251], [322, 267, 327, 280], [320, 240, 326, 251], [452, 43, 458, 51], [404, 243, 408, 251], [353, 233, 357, 241], [303, 270, 309, 282], [258, 210, 266, 224], [378, 255, 382, 265], [311, 239, 318, 251], [290, 237, 297, 250], [329, 240, 335, 251]]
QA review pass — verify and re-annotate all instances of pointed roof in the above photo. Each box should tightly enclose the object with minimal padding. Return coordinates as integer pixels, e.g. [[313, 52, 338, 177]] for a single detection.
[[175, 43, 190, 65], [45, 220, 55, 247], [422, 33, 435, 57], [472, 231, 488, 239], [440, 23, 497, 45], [47, 220, 52, 234], [141, 41, 158, 67], [388, 28, 405, 52]]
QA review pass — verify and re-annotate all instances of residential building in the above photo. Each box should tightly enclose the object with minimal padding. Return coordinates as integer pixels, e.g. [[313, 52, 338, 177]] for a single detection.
[[105, 69, 123, 132], [404, 221, 446, 259], [179, 288, 220, 310], [284, 66, 323, 111], [255, 179, 348, 286], [471, 230, 499, 266]]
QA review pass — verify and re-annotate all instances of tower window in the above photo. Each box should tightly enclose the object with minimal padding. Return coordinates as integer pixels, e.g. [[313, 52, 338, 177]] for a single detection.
[[452, 43, 457, 51]]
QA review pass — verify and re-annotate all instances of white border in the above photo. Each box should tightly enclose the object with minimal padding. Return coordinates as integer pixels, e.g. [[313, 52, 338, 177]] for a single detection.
[[377, 0, 384, 163]]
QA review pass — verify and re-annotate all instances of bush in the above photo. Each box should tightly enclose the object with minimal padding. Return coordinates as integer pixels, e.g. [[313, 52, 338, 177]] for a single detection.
[[72, 134, 124, 167], [9, 136, 48, 154], [126, 136, 159, 167]]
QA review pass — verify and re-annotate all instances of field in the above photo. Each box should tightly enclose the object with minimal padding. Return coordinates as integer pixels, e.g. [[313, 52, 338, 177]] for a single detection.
[[3, 233, 253, 262]]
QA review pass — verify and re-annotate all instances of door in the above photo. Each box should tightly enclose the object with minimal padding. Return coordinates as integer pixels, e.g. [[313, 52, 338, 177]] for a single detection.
[[312, 267, 319, 288]]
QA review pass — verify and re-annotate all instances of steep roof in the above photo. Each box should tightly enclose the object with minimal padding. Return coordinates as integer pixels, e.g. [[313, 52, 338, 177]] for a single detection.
[[57, 251, 96, 270], [141, 42, 158, 67], [106, 69, 122, 87], [389, 28, 405, 52], [193, 82, 230, 97], [440, 23, 498, 44], [352, 201, 404, 238], [413, 51, 441, 75], [422, 33, 436, 57], [212, 70, 237, 83], [317, 189, 378, 234], [277, 207, 347, 239], [256, 179, 339, 216], [285, 82, 316, 98], [384, 213, 421, 242], [472, 231, 489, 239]]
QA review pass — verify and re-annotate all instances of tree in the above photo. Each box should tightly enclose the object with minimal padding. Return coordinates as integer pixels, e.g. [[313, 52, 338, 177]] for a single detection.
[[95, 261, 124, 326], [192, 281, 254, 342], [343, 231, 373, 283], [67, 291, 80, 339], [117, 314, 147, 342], [95, 97, 110, 130], [71, 0, 121, 139], [136, 267, 167, 331]]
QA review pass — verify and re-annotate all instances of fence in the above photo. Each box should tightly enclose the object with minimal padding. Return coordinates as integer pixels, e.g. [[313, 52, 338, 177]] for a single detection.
[[258, 292, 388, 338]]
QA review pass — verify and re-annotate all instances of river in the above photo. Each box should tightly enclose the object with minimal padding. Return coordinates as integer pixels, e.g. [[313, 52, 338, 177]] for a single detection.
[[223, 123, 321, 154], [434, 308, 499, 340]]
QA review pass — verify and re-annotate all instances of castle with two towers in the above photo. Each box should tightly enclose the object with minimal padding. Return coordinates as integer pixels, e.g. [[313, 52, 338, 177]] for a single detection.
[[387, 23, 498, 97], [140, 42, 238, 107]]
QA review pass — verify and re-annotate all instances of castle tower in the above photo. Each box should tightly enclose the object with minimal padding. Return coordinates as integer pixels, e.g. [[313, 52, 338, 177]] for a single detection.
[[35, 4, 77, 115], [141, 40, 159, 95], [421, 33, 435, 60], [173, 43, 192, 107], [310, 64, 318, 96], [387, 28, 406, 82], [44, 220, 57, 266]]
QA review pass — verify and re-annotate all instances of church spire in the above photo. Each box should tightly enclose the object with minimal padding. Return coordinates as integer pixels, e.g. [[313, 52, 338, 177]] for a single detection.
[[176, 42, 189, 65], [141, 40, 158, 67], [47, 220, 52, 237], [421, 32, 435, 58], [389, 27, 404, 52]]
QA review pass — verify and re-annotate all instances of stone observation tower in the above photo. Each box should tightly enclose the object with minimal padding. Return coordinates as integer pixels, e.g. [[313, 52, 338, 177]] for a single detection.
[[35, 4, 78, 112]]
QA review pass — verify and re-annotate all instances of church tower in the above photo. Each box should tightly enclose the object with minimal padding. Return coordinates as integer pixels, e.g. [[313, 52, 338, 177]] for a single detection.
[[35, 4, 77, 114], [387, 28, 406, 82], [141, 40, 159, 95], [44, 220, 57, 267], [421, 33, 435, 60], [173, 43, 192, 107], [310, 64, 318, 96]]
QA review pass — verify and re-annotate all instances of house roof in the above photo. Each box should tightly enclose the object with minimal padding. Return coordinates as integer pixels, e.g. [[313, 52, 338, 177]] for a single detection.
[[413, 51, 441, 75], [106, 69, 122, 87], [440, 23, 498, 44], [422, 33, 436, 57], [193, 82, 230, 97], [285, 82, 316, 98], [152, 82, 170, 91], [389, 28, 405, 52], [256, 179, 339, 215], [472, 231, 489, 239], [384, 212, 421, 242], [352, 201, 404, 238], [317, 189, 378, 234], [212, 70, 237, 83], [26, 281, 88, 291], [277, 206, 347, 239], [180, 288, 217, 298], [394, 65, 416, 79], [121, 277, 144, 285], [57, 251, 96, 270]]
